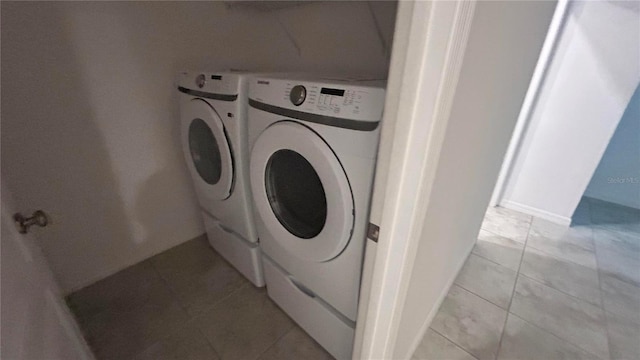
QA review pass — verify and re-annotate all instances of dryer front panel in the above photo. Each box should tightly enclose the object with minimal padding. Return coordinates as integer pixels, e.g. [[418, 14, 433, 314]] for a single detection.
[[250, 121, 354, 262], [182, 98, 234, 201]]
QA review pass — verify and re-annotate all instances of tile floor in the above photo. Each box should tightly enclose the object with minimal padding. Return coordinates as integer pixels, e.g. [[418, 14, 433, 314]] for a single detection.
[[68, 196, 639, 360], [66, 237, 332, 360], [413, 197, 640, 360]]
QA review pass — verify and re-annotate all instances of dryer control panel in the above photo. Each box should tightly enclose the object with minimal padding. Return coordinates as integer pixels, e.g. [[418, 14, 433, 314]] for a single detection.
[[250, 76, 386, 123], [177, 72, 241, 96]]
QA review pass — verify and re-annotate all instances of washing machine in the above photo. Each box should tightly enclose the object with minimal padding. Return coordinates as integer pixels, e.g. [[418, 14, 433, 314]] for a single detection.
[[247, 75, 385, 359], [178, 71, 263, 287]]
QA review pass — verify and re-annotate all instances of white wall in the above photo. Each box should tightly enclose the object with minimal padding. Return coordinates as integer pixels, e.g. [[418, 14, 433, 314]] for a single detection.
[[584, 84, 640, 209], [502, 0, 640, 223], [392, 1, 556, 357], [1, 1, 397, 293]]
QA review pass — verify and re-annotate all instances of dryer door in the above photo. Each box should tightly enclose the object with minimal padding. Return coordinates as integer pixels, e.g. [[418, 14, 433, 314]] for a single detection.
[[251, 121, 354, 262], [182, 98, 233, 200]]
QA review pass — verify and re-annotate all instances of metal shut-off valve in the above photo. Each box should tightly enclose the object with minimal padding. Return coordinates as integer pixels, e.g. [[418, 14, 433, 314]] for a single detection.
[[13, 210, 49, 234]]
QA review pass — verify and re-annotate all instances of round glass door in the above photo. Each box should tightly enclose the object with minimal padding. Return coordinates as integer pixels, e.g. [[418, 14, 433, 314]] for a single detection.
[[250, 121, 354, 262], [189, 118, 222, 185], [181, 99, 233, 200], [265, 149, 327, 239]]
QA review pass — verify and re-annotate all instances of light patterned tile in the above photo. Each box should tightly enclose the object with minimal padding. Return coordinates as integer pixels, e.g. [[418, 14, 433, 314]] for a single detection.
[[152, 236, 249, 317], [520, 247, 601, 306], [597, 246, 640, 287], [497, 314, 600, 360], [526, 221, 597, 269], [601, 274, 640, 324], [258, 326, 332, 360], [510, 276, 609, 359], [472, 230, 524, 271], [413, 329, 477, 360], [593, 228, 640, 261], [529, 218, 595, 251], [66, 259, 160, 322], [79, 278, 189, 360], [606, 311, 640, 360], [194, 285, 294, 360], [134, 324, 219, 360], [454, 254, 517, 309], [481, 207, 532, 244], [430, 285, 507, 360]]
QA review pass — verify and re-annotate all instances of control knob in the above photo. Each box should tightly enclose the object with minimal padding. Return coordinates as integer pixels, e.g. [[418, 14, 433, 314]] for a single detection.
[[196, 74, 206, 88], [290, 85, 306, 106]]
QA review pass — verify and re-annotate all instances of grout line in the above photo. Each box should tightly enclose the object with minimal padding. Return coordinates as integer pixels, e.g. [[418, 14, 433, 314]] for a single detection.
[[255, 323, 297, 360], [429, 327, 480, 360], [150, 261, 192, 317], [149, 241, 253, 321], [195, 325, 223, 360], [494, 213, 532, 360], [479, 227, 528, 246], [525, 234, 597, 263], [593, 225, 614, 360], [193, 281, 254, 319], [451, 282, 510, 312], [506, 312, 607, 360], [516, 273, 601, 309], [470, 248, 522, 273]]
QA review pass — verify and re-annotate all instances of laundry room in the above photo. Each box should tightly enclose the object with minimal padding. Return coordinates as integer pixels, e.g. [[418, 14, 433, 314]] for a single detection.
[[2, 1, 397, 359]]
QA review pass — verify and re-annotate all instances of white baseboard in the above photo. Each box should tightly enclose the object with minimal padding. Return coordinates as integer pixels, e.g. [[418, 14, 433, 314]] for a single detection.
[[500, 200, 571, 226]]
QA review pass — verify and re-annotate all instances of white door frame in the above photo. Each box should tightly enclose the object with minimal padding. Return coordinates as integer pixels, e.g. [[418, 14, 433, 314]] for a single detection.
[[489, 0, 571, 207], [354, 1, 477, 358], [354, 0, 566, 359]]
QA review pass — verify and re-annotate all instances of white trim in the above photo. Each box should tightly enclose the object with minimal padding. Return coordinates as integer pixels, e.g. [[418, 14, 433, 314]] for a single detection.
[[500, 200, 572, 226], [356, 1, 476, 358], [490, 0, 571, 206]]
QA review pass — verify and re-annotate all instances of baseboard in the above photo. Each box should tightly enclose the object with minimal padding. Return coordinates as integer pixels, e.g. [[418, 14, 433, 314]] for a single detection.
[[403, 239, 476, 359], [500, 200, 571, 226]]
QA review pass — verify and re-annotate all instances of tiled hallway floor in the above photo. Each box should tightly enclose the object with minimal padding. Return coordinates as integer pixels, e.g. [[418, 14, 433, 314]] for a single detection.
[[66, 237, 332, 360], [413, 197, 640, 360]]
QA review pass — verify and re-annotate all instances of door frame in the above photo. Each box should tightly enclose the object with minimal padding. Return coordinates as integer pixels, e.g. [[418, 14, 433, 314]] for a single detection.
[[354, 0, 558, 358], [489, 0, 571, 207], [354, 1, 477, 358]]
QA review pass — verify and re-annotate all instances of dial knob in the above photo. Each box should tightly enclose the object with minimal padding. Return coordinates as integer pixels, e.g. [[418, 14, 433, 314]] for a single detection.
[[290, 85, 306, 106], [195, 74, 206, 88]]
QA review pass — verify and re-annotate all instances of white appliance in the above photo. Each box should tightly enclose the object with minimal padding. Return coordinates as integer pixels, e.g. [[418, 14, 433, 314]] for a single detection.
[[178, 71, 263, 287], [247, 75, 385, 359]]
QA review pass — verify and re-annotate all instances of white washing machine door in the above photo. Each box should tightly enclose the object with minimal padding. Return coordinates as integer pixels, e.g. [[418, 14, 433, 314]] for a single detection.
[[182, 98, 233, 200], [250, 121, 354, 262]]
